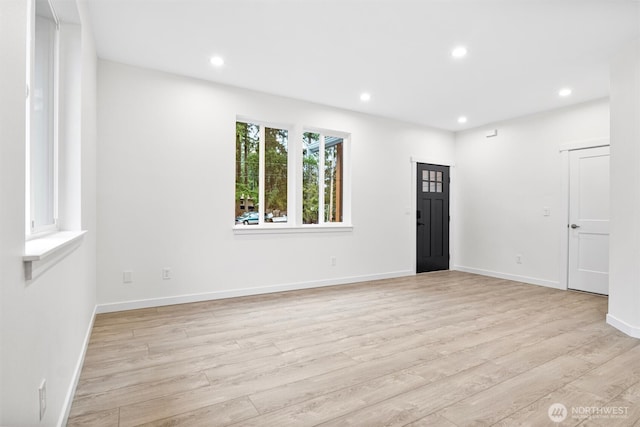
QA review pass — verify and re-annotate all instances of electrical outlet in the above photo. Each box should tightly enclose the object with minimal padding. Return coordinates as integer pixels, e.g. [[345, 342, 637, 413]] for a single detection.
[[516, 254, 523, 264], [162, 268, 172, 280], [123, 271, 133, 283], [330, 256, 337, 267], [38, 379, 46, 420]]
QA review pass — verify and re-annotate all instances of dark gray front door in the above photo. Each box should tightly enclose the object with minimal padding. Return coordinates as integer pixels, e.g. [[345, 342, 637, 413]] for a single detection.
[[416, 163, 450, 273]]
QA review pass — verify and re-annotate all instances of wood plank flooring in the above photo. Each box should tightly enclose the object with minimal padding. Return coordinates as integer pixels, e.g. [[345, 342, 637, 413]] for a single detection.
[[67, 271, 640, 426]]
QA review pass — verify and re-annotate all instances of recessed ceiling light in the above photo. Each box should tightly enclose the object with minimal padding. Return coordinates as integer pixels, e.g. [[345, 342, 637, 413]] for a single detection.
[[457, 116, 468, 124], [360, 93, 371, 102], [451, 46, 468, 59], [210, 56, 225, 67], [558, 88, 572, 97]]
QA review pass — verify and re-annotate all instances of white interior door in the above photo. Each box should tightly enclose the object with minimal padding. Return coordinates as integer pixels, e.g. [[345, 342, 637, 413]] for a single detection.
[[568, 146, 610, 295]]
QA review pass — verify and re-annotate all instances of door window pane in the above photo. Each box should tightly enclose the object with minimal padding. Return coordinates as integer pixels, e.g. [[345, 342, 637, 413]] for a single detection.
[[422, 169, 445, 193]]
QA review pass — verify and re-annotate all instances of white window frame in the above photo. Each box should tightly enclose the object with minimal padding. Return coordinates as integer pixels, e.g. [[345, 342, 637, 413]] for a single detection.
[[234, 119, 352, 234], [235, 118, 294, 227], [302, 129, 352, 227], [26, 0, 60, 238]]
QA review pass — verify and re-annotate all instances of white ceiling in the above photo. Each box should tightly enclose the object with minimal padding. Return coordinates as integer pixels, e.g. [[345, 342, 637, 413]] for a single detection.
[[83, 0, 639, 131]]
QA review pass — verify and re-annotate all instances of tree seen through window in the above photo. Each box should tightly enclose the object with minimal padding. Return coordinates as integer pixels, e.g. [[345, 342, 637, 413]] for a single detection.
[[235, 122, 288, 224]]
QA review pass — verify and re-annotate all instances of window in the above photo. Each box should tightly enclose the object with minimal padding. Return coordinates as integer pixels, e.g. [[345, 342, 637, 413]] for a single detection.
[[302, 132, 320, 224], [27, 0, 59, 235], [235, 121, 289, 225], [235, 120, 349, 229], [422, 170, 443, 193], [264, 127, 288, 221], [324, 136, 344, 223], [235, 122, 259, 218], [302, 132, 345, 224]]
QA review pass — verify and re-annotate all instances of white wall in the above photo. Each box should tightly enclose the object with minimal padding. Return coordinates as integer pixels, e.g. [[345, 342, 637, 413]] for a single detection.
[[453, 99, 610, 287], [608, 38, 640, 338], [96, 60, 455, 310], [0, 1, 97, 425]]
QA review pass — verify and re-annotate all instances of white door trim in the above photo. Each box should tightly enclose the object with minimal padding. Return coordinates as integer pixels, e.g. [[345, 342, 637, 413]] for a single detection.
[[559, 138, 610, 291], [559, 136, 609, 152]]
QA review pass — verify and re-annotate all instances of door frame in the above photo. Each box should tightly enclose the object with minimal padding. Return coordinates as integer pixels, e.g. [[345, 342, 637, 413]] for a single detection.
[[559, 137, 610, 291], [410, 156, 456, 274]]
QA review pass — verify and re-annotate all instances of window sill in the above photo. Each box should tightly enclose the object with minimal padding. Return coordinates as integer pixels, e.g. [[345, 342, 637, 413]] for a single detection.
[[233, 224, 353, 235], [23, 230, 87, 280]]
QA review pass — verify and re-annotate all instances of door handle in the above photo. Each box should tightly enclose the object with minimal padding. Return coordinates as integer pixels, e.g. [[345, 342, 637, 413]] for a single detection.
[[570, 224, 580, 229], [417, 222, 425, 226]]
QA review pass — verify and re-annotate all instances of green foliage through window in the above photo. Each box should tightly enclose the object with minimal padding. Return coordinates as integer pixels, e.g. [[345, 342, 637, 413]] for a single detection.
[[235, 122, 259, 216], [303, 132, 320, 224], [235, 122, 288, 224], [235, 121, 347, 226], [265, 127, 288, 218], [324, 137, 344, 223]]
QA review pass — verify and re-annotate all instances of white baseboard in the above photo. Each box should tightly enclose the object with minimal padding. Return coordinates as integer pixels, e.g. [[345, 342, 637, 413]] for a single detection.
[[96, 270, 415, 314], [453, 265, 563, 290], [58, 304, 97, 427], [606, 313, 640, 339]]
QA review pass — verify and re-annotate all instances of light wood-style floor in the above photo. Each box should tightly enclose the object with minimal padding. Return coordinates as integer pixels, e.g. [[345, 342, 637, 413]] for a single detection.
[[68, 271, 640, 426]]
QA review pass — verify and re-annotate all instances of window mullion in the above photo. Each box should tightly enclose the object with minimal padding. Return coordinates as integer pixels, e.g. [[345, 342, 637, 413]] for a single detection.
[[258, 125, 266, 226], [318, 133, 325, 225], [291, 125, 301, 226]]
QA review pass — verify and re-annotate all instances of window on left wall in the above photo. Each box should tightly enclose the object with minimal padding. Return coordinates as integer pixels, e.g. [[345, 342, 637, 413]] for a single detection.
[[27, 0, 59, 236]]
